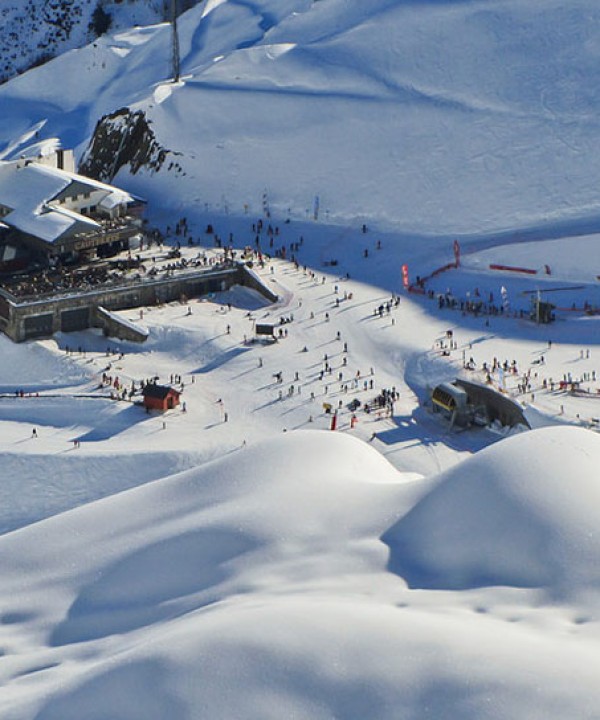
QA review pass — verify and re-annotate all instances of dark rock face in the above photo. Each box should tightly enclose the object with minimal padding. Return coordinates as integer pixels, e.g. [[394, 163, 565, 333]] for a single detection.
[[78, 107, 171, 182]]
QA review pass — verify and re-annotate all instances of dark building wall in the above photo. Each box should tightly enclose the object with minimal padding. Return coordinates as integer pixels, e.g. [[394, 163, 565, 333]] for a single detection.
[[240, 265, 279, 303], [454, 378, 530, 428], [93, 307, 148, 343], [143, 396, 166, 411], [0, 262, 276, 342]]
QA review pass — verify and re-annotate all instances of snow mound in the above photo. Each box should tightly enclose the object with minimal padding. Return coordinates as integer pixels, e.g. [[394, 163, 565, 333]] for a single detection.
[[383, 426, 600, 594], [4, 432, 600, 719], [2, 430, 408, 642], [33, 598, 600, 720], [0, 334, 89, 391]]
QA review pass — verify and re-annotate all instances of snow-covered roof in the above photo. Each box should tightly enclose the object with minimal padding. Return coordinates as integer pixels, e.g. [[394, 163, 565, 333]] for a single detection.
[[0, 160, 132, 244], [32, 162, 135, 203], [0, 161, 70, 211], [99, 190, 133, 210], [4, 206, 99, 243]]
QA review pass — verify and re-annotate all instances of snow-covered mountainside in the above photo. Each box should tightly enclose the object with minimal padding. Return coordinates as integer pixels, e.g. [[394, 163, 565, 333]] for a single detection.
[[0, 0, 198, 85], [1, 1, 600, 718], [2, 0, 600, 235]]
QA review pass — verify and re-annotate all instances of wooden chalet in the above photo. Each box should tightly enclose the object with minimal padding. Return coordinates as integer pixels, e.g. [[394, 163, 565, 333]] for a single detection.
[[142, 384, 181, 411], [0, 147, 145, 264]]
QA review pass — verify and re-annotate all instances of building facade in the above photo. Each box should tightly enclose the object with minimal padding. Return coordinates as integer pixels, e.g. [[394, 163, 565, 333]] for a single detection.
[[0, 147, 145, 264]]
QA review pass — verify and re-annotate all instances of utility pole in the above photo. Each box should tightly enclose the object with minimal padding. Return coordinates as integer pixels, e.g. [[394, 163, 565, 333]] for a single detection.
[[171, 0, 180, 82]]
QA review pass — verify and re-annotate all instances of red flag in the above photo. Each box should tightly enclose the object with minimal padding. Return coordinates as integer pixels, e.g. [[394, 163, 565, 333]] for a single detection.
[[401, 264, 409, 289], [453, 239, 461, 266]]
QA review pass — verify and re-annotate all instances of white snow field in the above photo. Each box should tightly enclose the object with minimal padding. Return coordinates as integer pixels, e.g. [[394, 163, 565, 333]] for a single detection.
[[1, 0, 600, 238], [2, 428, 600, 720], [1, 0, 600, 718]]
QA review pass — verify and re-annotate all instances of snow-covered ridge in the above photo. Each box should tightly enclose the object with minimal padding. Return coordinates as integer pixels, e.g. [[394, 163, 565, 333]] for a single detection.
[[0, 0, 195, 85], [3, 0, 600, 234]]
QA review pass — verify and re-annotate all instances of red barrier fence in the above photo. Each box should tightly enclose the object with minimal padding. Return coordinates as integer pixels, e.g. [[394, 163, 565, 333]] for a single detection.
[[430, 262, 457, 278], [489, 264, 537, 275], [408, 260, 459, 294]]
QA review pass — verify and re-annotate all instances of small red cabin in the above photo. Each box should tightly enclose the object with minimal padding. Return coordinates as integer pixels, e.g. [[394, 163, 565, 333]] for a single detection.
[[142, 384, 181, 411]]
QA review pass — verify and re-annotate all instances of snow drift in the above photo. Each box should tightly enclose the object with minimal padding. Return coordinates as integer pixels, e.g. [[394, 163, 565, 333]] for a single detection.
[[4, 429, 600, 720], [383, 426, 600, 594]]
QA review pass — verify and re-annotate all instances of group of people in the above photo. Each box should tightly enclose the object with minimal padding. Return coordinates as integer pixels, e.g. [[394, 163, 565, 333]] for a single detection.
[[449, 338, 600, 418]]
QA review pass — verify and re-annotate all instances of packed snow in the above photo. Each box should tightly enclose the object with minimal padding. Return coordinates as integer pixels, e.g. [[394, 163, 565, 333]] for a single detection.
[[1, 1, 600, 718]]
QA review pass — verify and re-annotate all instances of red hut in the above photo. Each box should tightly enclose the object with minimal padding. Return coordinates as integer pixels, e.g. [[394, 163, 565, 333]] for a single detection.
[[142, 384, 181, 411]]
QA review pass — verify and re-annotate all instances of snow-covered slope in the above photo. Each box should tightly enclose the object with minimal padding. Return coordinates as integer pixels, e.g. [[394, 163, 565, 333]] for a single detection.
[[2, 1, 600, 717], [3, 0, 600, 235], [0, 0, 195, 84], [3, 428, 600, 720]]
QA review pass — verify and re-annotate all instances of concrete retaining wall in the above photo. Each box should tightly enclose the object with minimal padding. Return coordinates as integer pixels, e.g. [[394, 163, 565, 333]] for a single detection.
[[94, 306, 149, 343], [0, 262, 276, 342]]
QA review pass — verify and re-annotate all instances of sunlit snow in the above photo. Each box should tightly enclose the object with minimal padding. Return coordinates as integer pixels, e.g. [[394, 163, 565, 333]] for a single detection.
[[1, 1, 600, 719]]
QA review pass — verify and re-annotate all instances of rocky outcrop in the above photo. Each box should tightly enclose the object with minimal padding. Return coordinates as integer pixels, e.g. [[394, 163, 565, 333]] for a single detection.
[[78, 107, 181, 182]]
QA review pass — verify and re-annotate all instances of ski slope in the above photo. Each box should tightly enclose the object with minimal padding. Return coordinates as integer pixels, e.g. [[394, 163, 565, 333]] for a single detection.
[[1, 0, 600, 718], [1, 0, 600, 236]]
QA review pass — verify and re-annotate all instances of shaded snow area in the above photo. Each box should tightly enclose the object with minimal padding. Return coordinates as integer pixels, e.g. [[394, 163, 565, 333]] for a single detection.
[[1, 0, 600, 717], [1, 428, 600, 719]]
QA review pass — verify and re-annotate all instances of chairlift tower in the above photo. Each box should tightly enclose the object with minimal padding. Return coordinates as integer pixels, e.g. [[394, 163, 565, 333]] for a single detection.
[[171, 0, 180, 82]]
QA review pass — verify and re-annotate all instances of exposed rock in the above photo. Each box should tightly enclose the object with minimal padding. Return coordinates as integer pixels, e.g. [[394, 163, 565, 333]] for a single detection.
[[78, 107, 171, 182]]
